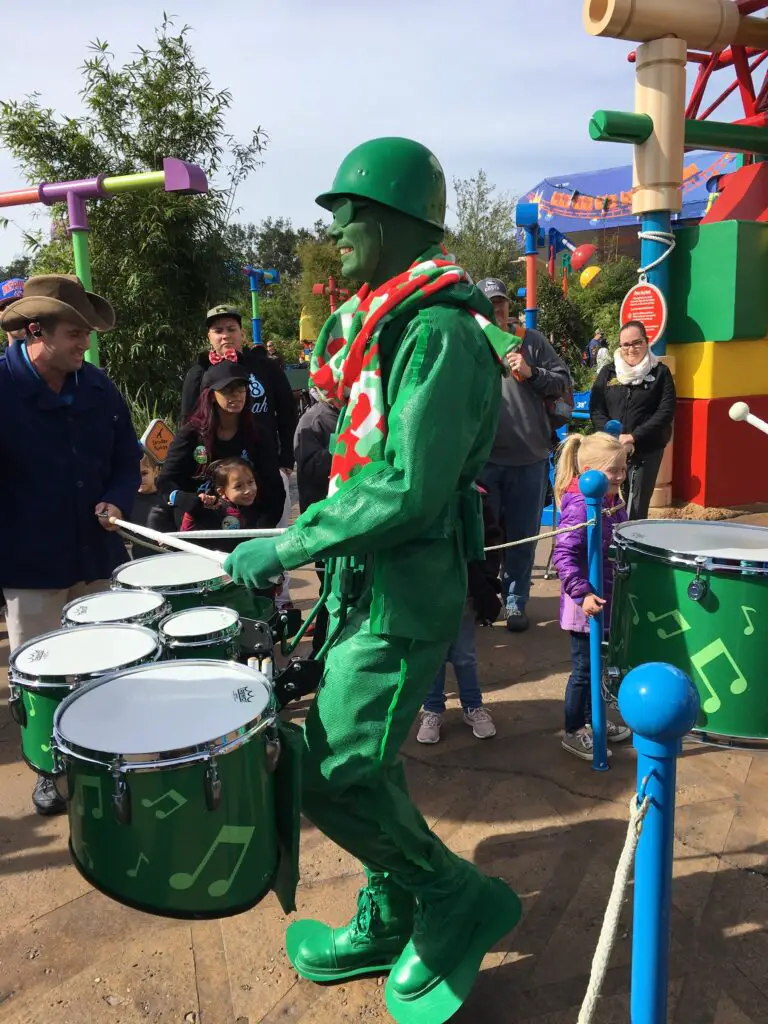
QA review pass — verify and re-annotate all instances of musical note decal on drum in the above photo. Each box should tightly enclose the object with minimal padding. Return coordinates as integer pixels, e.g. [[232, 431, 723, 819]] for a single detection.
[[140, 790, 187, 820], [169, 825, 255, 898], [646, 609, 691, 641], [79, 841, 95, 870], [742, 606, 756, 637], [27, 693, 37, 718], [74, 776, 104, 820], [691, 638, 748, 716], [628, 594, 640, 626], [127, 852, 149, 878]]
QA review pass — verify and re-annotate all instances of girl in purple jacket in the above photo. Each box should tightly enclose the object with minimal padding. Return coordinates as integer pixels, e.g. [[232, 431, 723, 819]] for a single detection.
[[552, 432, 632, 760]]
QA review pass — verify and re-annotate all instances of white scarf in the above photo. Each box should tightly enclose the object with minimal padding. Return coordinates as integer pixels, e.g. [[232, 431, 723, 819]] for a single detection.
[[613, 346, 658, 386]]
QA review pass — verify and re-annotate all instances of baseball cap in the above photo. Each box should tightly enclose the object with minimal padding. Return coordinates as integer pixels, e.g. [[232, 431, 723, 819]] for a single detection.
[[477, 278, 509, 301], [0, 278, 25, 311], [201, 361, 249, 392], [206, 304, 242, 327]]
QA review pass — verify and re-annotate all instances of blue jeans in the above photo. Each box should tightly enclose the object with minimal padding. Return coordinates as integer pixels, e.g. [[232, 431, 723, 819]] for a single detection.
[[481, 460, 549, 613], [564, 631, 592, 733], [423, 607, 483, 712]]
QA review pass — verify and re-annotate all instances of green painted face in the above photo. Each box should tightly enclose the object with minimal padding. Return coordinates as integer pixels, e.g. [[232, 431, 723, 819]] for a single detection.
[[329, 198, 382, 283]]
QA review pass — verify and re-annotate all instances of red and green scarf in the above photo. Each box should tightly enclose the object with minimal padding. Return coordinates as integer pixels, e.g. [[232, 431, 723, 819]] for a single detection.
[[310, 252, 512, 495]]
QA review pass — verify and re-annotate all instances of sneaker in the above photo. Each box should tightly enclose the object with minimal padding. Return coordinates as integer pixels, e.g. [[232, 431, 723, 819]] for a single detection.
[[32, 776, 67, 816], [605, 719, 632, 743], [416, 711, 443, 744], [463, 707, 497, 739], [505, 609, 529, 633], [561, 727, 613, 761]]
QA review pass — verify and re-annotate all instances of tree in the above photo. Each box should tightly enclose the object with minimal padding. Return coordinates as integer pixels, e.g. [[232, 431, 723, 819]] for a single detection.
[[0, 18, 266, 416], [298, 238, 352, 328], [568, 256, 639, 346], [446, 170, 522, 289], [226, 217, 313, 282], [0, 253, 31, 280]]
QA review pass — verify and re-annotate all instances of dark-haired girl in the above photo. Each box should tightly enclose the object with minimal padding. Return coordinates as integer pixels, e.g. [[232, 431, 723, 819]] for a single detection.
[[157, 361, 285, 536], [589, 320, 676, 519], [180, 457, 277, 553]]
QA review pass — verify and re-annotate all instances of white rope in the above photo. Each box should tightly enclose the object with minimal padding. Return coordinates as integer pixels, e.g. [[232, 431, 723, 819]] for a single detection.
[[637, 230, 675, 281], [577, 793, 651, 1024], [483, 502, 625, 553]]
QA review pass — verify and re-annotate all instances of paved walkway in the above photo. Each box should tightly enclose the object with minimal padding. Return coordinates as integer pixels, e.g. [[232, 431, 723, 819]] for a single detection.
[[1, 549, 767, 1023]]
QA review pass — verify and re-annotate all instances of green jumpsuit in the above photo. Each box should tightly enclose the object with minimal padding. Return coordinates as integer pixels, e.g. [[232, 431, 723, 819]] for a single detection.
[[276, 300, 501, 898]]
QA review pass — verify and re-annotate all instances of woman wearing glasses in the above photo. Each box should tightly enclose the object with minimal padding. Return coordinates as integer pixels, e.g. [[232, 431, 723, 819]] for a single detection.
[[589, 320, 676, 519]]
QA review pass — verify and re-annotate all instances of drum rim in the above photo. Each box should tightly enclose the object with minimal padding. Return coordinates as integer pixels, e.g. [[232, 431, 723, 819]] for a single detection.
[[613, 518, 768, 572], [52, 659, 273, 768], [158, 606, 242, 645], [61, 588, 169, 627], [8, 624, 162, 690], [111, 553, 229, 595]]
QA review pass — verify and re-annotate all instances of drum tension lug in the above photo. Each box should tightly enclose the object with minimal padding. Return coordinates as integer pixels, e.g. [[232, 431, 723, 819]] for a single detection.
[[112, 776, 132, 825], [8, 690, 27, 728], [614, 561, 631, 578], [205, 760, 222, 812], [688, 559, 708, 602]]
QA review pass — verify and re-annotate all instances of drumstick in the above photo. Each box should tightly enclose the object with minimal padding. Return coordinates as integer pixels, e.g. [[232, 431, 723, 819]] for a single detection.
[[106, 516, 229, 566], [729, 402, 768, 438], [164, 529, 286, 540]]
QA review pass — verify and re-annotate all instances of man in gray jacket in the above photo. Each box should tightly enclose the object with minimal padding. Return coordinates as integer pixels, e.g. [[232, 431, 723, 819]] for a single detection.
[[478, 278, 571, 632]]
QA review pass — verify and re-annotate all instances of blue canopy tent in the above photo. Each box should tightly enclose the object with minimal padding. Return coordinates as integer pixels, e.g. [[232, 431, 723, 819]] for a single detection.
[[522, 150, 741, 237]]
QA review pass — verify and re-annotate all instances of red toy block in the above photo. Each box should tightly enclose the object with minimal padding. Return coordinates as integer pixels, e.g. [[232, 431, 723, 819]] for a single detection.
[[702, 162, 768, 225], [674, 395, 768, 506]]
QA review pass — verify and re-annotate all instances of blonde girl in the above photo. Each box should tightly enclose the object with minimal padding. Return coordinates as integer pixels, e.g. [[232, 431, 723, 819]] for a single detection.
[[552, 433, 631, 760]]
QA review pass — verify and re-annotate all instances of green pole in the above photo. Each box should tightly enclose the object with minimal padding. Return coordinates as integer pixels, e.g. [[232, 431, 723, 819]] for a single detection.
[[71, 228, 99, 366], [101, 170, 166, 194], [683, 118, 768, 156], [589, 110, 654, 145]]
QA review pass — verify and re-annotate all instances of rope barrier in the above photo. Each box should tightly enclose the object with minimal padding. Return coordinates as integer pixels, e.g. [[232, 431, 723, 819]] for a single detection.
[[483, 502, 625, 553], [636, 229, 676, 281], [577, 793, 651, 1024]]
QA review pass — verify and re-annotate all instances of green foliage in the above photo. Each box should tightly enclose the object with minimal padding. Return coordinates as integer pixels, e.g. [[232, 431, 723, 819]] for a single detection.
[[123, 385, 178, 439], [0, 18, 266, 418], [0, 253, 31, 280], [568, 256, 638, 343], [445, 170, 523, 290], [273, 338, 305, 364], [298, 238, 351, 328]]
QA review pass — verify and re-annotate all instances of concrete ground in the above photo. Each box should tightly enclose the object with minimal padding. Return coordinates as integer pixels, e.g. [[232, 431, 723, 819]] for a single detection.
[[2, 539, 768, 1023]]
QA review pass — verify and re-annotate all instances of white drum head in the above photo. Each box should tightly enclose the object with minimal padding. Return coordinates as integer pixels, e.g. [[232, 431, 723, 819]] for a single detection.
[[56, 661, 270, 757], [162, 606, 239, 639], [615, 520, 768, 562], [113, 553, 227, 591], [65, 589, 166, 624], [12, 625, 159, 679]]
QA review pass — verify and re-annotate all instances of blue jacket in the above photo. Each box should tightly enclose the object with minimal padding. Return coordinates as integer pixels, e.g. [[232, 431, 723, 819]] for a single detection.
[[0, 342, 140, 589]]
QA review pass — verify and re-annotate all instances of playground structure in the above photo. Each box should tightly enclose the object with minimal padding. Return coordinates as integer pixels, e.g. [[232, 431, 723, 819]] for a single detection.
[[583, 0, 768, 508], [243, 265, 280, 346], [0, 158, 208, 366]]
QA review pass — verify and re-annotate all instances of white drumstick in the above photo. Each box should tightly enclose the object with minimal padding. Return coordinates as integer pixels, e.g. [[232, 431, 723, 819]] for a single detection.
[[107, 517, 229, 566], [729, 402, 768, 438], [164, 529, 286, 540]]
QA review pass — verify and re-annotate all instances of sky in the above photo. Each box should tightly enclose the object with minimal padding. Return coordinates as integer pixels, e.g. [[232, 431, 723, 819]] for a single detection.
[[0, 0, 745, 266]]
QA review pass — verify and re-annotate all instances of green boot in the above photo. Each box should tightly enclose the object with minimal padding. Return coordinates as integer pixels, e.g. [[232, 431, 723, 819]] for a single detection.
[[285, 872, 415, 983], [385, 872, 522, 1024]]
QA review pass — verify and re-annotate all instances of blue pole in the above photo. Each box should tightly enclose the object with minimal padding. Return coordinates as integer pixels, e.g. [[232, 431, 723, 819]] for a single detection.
[[244, 266, 280, 347], [618, 663, 699, 1024], [579, 469, 609, 771], [639, 211, 671, 356]]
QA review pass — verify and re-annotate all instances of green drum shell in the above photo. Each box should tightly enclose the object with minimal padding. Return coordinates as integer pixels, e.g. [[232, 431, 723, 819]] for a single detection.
[[159, 607, 242, 661], [9, 625, 161, 776], [607, 535, 768, 747], [111, 560, 229, 614], [52, 667, 277, 919]]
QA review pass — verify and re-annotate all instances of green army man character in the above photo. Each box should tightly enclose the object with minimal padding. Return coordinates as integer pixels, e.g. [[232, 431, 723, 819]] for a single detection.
[[225, 138, 521, 1023]]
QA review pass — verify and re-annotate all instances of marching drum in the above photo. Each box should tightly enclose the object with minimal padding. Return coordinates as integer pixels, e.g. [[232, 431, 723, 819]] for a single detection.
[[8, 625, 161, 775], [606, 520, 768, 747], [159, 607, 242, 661], [52, 660, 277, 919], [62, 589, 169, 629], [112, 552, 230, 613]]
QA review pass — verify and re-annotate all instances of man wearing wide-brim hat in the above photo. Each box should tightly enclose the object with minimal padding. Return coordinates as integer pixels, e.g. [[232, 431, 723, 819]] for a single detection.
[[0, 275, 140, 816]]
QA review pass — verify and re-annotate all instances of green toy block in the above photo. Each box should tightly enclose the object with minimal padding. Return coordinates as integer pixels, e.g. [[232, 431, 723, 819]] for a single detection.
[[667, 221, 768, 343]]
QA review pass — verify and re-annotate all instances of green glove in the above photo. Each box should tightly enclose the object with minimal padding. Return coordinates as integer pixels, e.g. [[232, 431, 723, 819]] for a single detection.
[[224, 537, 284, 590]]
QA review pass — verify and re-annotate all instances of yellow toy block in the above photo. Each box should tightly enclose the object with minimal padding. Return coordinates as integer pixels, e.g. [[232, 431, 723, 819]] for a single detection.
[[667, 339, 768, 400]]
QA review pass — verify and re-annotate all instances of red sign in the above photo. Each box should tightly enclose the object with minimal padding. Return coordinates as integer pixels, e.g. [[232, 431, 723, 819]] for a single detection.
[[620, 282, 668, 347]]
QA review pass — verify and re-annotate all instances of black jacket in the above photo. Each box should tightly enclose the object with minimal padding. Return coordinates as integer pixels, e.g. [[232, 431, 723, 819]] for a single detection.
[[294, 401, 341, 513], [590, 362, 676, 456], [180, 347, 298, 470], [467, 494, 503, 625], [156, 423, 285, 528]]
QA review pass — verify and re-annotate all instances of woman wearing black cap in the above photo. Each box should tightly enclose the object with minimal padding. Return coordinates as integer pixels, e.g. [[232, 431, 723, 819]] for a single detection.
[[158, 361, 285, 532]]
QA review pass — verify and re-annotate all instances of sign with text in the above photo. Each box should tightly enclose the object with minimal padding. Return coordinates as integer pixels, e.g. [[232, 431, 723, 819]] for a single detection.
[[620, 282, 668, 347], [141, 418, 174, 463]]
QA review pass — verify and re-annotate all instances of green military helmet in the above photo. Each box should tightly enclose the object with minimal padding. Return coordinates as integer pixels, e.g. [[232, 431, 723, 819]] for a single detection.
[[316, 137, 446, 230]]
